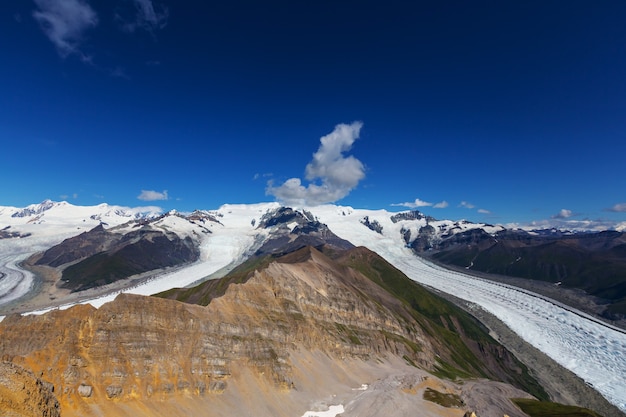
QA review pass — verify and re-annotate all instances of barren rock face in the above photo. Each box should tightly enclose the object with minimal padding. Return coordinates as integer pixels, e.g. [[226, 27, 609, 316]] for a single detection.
[[0, 361, 60, 417]]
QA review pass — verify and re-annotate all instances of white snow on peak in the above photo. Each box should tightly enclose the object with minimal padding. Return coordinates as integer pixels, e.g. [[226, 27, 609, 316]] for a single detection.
[[0, 200, 162, 236]]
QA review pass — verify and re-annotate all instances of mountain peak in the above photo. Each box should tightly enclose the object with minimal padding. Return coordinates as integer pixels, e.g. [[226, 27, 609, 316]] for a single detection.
[[10, 199, 59, 218]]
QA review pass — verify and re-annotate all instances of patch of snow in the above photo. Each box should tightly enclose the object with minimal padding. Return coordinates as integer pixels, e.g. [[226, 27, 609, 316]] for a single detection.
[[301, 404, 344, 417]]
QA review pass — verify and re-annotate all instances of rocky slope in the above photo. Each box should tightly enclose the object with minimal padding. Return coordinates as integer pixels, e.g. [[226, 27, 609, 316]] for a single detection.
[[0, 244, 550, 417], [0, 361, 60, 417]]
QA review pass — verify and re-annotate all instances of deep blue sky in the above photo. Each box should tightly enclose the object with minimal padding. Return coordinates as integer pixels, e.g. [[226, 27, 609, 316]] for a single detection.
[[1, 1, 625, 229]]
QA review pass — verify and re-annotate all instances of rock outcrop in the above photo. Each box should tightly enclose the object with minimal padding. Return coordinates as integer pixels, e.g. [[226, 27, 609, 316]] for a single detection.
[[0, 361, 60, 417]]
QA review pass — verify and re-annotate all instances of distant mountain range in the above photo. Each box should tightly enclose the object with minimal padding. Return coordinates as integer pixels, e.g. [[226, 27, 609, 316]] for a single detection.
[[2, 200, 623, 322]]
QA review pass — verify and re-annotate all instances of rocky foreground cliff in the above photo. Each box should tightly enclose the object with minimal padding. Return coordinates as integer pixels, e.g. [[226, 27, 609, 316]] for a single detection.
[[0, 244, 601, 417]]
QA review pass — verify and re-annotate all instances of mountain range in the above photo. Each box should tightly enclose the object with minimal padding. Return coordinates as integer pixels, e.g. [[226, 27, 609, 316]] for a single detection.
[[0, 200, 625, 417]]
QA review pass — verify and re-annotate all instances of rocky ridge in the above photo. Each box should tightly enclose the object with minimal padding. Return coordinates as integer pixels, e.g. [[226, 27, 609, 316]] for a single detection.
[[1, 244, 544, 417]]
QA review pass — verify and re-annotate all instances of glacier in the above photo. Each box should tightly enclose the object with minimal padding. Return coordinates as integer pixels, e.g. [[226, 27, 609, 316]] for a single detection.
[[0, 202, 625, 412]]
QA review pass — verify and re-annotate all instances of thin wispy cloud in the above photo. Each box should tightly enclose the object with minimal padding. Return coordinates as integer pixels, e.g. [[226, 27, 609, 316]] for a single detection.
[[515, 217, 623, 232], [117, 0, 168, 33], [266, 122, 365, 206], [33, 0, 98, 60], [477, 208, 491, 214], [459, 201, 475, 209], [253, 172, 273, 181], [433, 201, 449, 209], [607, 203, 626, 213], [552, 209, 573, 219], [137, 189, 168, 201]]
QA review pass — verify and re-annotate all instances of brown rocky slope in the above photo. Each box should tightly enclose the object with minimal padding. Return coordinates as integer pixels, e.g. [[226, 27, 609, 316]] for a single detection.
[[0, 245, 557, 416], [0, 361, 60, 417]]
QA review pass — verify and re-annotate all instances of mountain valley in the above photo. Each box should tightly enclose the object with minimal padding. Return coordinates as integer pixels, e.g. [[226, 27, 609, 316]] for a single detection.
[[0, 201, 625, 416]]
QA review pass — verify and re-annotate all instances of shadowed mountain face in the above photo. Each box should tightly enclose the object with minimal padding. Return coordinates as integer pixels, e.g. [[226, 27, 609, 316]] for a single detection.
[[32, 221, 200, 292], [0, 244, 547, 417], [254, 207, 355, 256], [418, 229, 626, 319]]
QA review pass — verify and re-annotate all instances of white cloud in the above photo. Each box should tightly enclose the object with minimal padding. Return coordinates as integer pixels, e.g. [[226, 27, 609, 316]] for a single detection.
[[608, 203, 626, 213], [266, 122, 365, 206], [118, 0, 168, 33], [137, 189, 168, 201], [433, 201, 449, 209], [391, 198, 432, 208], [477, 208, 491, 214], [459, 201, 475, 209], [33, 0, 98, 59], [552, 209, 573, 219], [253, 172, 272, 180], [517, 218, 621, 232]]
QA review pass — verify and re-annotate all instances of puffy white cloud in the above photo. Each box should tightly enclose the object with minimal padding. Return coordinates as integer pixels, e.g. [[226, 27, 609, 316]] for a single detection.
[[552, 209, 573, 219], [137, 189, 168, 201], [266, 122, 365, 206], [608, 203, 626, 213], [433, 201, 449, 209], [33, 0, 98, 59]]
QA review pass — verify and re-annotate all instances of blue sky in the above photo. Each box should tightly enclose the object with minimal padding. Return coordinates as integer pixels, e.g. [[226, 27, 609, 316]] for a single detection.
[[1, 1, 625, 230]]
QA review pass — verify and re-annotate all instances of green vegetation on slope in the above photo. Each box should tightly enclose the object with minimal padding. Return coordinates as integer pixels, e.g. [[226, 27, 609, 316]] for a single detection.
[[156, 255, 273, 305], [158, 244, 547, 401], [338, 247, 548, 400], [423, 388, 464, 408], [432, 236, 626, 317], [62, 235, 198, 292], [512, 398, 604, 417]]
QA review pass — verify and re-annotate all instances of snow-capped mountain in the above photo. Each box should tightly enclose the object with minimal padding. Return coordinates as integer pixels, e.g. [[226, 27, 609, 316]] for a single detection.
[[0, 201, 507, 313], [0, 200, 162, 238], [1, 201, 626, 413]]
